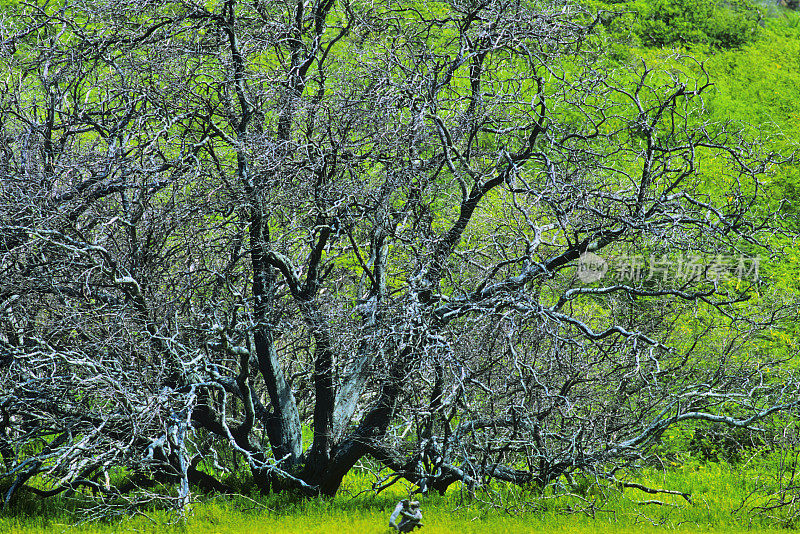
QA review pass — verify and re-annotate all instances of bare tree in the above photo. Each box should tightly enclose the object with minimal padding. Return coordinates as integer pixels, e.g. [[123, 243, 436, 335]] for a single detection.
[[0, 0, 796, 513]]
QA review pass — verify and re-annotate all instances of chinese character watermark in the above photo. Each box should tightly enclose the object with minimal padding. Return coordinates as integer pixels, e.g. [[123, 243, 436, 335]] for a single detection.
[[577, 253, 759, 283]]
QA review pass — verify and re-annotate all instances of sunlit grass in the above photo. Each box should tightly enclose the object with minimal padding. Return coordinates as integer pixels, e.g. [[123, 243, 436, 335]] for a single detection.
[[1, 456, 795, 533]]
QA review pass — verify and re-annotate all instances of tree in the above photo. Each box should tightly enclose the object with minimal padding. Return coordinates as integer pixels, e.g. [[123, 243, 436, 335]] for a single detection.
[[0, 0, 797, 512]]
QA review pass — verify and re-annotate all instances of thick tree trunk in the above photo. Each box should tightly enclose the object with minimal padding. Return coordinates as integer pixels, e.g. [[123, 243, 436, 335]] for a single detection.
[[250, 216, 303, 466], [302, 310, 336, 483], [333, 230, 389, 439], [313, 345, 410, 495]]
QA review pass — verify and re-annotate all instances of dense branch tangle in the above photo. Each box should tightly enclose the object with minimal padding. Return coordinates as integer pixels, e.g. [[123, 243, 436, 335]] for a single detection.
[[0, 0, 794, 512]]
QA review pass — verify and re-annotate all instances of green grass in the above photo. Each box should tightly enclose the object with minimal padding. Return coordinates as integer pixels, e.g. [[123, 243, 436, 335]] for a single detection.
[[1, 456, 796, 533]]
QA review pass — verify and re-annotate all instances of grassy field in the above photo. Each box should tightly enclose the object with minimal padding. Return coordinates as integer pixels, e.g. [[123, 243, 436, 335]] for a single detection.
[[2, 457, 797, 533]]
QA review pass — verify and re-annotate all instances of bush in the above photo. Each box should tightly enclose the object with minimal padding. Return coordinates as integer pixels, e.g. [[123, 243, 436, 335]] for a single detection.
[[687, 426, 768, 463], [588, 0, 762, 49]]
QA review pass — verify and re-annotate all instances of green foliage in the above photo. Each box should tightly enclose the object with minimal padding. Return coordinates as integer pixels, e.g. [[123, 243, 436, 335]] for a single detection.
[[686, 427, 768, 463], [641, 0, 761, 48], [705, 18, 800, 140], [599, 9, 800, 370], [587, 0, 763, 49]]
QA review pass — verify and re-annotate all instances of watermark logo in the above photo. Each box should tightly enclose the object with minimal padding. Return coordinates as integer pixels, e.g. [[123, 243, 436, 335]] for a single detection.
[[577, 253, 760, 283], [577, 252, 609, 283]]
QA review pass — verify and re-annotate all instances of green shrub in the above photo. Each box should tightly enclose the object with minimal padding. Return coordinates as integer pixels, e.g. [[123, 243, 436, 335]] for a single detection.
[[687, 427, 768, 463], [587, 0, 762, 49]]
